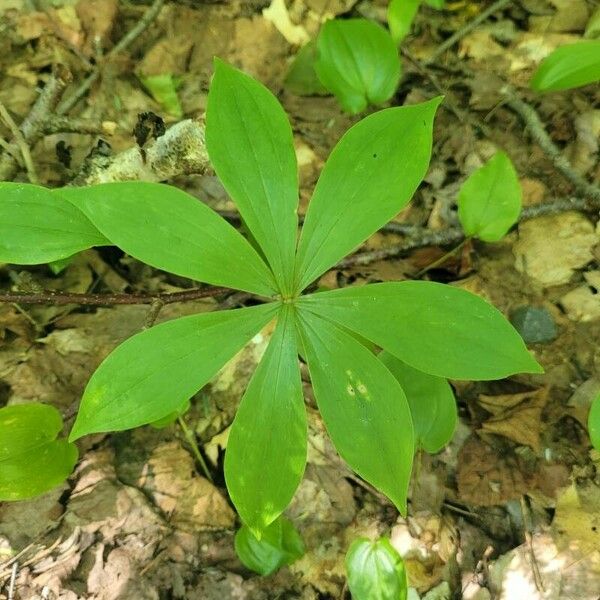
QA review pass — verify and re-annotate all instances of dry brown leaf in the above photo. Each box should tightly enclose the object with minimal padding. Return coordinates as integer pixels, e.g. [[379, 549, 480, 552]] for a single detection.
[[478, 388, 548, 451], [457, 437, 530, 506]]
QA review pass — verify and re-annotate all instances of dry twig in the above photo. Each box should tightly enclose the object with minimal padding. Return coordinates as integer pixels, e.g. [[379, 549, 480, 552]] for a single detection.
[[0, 101, 38, 184]]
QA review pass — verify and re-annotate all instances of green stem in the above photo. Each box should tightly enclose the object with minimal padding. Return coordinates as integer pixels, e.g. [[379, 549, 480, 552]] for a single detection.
[[416, 237, 469, 278], [177, 416, 214, 483]]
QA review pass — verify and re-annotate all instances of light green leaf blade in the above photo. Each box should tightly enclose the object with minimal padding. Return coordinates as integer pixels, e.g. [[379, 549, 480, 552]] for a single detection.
[[235, 516, 305, 576], [424, 0, 445, 8], [589, 394, 600, 451], [295, 99, 440, 291], [530, 41, 600, 92], [0, 403, 78, 501], [299, 281, 543, 380], [225, 305, 307, 534], [380, 351, 456, 453], [138, 73, 183, 118], [314, 19, 402, 114], [70, 303, 278, 440], [388, 0, 421, 44], [296, 308, 414, 513], [0, 182, 107, 264], [346, 537, 408, 600], [57, 182, 276, 296], [206, 59, 299, 296], [285, 41, 330, 96], [457, 151, 522, 242]]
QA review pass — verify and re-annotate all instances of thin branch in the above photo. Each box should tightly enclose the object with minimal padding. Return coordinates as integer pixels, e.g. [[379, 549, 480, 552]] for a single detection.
[[340, 196, 592, 268], [424, 0, 513, 65], [0, 287, 229, 306], [0, 100, 38, 184], [506, 94, 600, 205], [57, 0, 165, 115], [0, 65, 72, 181]]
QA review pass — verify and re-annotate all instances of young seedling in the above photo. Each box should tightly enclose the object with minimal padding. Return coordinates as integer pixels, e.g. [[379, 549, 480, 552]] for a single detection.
[[457, 151, 522, 243], [346, 537, 408, 600], [0, 403, 78, 500], [0, 61, 542, 542], [530, 40, 600, 92], [388, 0, 445, 45], [286, 18, 402, 114]]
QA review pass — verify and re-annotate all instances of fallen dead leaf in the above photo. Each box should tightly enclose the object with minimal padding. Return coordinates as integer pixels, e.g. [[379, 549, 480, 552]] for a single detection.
[[478, 388, 549, 451], [457, 437, 530, 506]]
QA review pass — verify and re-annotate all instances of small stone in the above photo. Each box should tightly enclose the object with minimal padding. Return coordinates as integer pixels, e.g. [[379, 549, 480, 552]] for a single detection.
[[510, 306, 558, 344]]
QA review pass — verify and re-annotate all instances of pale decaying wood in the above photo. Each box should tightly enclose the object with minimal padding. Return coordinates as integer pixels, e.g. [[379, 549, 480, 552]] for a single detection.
[[73, 119, 211, 185]]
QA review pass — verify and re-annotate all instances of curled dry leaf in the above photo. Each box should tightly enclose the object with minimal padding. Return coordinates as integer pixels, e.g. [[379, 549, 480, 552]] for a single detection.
[[457, 437, 530, 507], [478, 388, 549, 451]]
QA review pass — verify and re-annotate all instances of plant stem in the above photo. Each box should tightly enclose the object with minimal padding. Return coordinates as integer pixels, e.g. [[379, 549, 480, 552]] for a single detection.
[[416, 238, 469, 278], [177, 416, 214, 483]]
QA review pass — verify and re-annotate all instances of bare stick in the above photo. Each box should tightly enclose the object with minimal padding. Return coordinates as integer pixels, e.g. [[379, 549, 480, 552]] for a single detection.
[[57, 0, 165, 115], [424, 0, 513, 65], [0, 101, 38, 184], [506, 94, 600, 204], [341, 196, 592, 268], [0, 287, 229, 307], [0, 65, 72, 181]]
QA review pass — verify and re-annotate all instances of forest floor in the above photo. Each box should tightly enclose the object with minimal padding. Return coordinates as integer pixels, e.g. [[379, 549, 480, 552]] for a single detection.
[[0, 0, 600, 598]]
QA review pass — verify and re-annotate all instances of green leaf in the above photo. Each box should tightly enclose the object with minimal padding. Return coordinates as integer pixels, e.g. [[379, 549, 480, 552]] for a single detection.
[[206, 59, 299, 296], [424, 0, 445, 8], [70, 303, 278, 440], [0, 403, 78, 501], [346, 537, 408, 600], [530, 41, 600, 92], [57, 182, 276, 297], [225, 305, 307, 534], [314, 19, 402, 114], [589, 394, 600, 451], [0, 182, 107, 265], [150, 399, 190, 430], [285, 41, 330, 96], [379, 351, 456, 453], [235, 516, 305, 576], [299, 281, 543, 380], [296, 308, 414, 514], [388, 0, 421, 44], [457, 151, 522, 242], [295, 98, 441, 291], [138, 73, 183, 118]]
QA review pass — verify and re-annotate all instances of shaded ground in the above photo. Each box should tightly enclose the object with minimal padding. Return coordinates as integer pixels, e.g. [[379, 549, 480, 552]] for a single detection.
[[0, 0, 599, 598]]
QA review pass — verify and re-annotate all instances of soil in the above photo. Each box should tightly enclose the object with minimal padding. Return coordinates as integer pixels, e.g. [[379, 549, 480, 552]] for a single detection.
[[0, 0, 600, 599]]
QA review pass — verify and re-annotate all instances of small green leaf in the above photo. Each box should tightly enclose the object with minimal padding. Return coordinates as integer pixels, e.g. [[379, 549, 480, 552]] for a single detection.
[[424, 0, 445, 8], [0, 403, 78, 501], [295, 98, 441, 291], [585, 6, 600, 39], [206, 59, 299, 296], [285, 41, 330, 96], [225, 305, 307, 534], [235, 516, 305, 576], [296, 308, 414, 514], [70, 303, 278, 440], [0, 183, 107, 265], [299, 282, 543, 380], [388, 0, 421, 44], [58, 182, 277, 296], [346, 537, 408, 600], [530, 41, 600, 92], [380, 352, 456, 453], [315, 19, 402, 113], [457, 151, 522, 242], [48, 255, 74, 275], [139, 73, 183, 118], [150, 399, 190, 430], [589, 394, 600, 451]]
